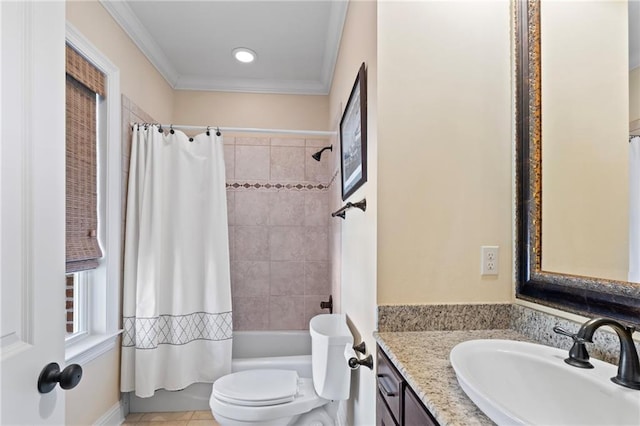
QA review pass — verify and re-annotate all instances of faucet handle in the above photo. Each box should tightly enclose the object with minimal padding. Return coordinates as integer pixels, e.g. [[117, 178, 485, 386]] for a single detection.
[[553, 325, 594, 369], [553, 326, 584, 342]]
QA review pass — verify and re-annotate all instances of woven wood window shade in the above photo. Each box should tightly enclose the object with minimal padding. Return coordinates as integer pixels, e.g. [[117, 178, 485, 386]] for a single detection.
[[66, 44, 105, 273]]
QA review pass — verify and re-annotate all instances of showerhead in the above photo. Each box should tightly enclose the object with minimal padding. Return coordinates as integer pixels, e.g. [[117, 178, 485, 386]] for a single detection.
[[311, 145, 332, 162]]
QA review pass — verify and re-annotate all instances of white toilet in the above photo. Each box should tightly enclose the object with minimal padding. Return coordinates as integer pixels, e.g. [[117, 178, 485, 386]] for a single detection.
[[209, 314, 354, 426]]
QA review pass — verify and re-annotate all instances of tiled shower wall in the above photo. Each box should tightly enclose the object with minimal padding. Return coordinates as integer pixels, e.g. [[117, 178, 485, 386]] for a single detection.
[[224, 137, 334, 330], [121, 95, 333, 331]]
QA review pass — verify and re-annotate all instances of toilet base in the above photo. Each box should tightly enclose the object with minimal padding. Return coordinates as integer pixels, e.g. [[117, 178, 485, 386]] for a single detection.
[[213, 406, 333, 426], [294, 406, 334, 425], [212, 412, 296, 426]]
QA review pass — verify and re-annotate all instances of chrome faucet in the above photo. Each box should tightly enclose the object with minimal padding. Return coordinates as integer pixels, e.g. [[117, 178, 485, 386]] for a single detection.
[[554, 318, 640, 390]]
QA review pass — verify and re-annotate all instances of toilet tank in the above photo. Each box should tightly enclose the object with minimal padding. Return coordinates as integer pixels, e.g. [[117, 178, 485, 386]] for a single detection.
[[309, 314, 354, 400]]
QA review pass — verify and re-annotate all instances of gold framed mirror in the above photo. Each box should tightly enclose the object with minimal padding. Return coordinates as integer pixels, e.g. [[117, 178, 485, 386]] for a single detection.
[[515, 0, 640, 326]]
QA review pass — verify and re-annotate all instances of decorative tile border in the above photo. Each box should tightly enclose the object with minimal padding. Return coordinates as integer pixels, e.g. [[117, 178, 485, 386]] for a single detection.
[[226, 181, 329, 191], [224, 167, 339, 193], [327, 169, 339, 190]]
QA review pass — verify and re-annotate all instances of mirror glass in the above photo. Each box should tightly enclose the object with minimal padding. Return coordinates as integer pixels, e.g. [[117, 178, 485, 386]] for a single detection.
[[539, 0, 637, 282], [515, 0, 640, 326]]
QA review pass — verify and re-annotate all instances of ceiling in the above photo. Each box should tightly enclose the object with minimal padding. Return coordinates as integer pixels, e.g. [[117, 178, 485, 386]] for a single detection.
[[100, 0, 348, 95], [100, 0, 638, 94]]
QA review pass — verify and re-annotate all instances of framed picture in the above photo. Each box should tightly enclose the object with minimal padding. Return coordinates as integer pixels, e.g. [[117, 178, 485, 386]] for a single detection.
[[340, 62, 367, 201]]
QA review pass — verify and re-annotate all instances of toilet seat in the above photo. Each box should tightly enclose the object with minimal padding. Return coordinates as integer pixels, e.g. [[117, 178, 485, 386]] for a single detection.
[[212, 369, 299, 407], [210, 371, 327, 423]]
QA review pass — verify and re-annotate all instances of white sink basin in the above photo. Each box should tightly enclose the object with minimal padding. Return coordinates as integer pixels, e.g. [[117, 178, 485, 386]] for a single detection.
[[450, 339, 640, 425]]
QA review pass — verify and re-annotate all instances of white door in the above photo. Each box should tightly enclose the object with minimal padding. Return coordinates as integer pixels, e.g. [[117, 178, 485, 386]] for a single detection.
[[1, 2, 67, 424]]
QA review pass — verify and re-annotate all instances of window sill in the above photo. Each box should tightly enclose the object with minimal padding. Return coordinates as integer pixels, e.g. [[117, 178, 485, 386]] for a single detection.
[[65, 330, 122, 365]]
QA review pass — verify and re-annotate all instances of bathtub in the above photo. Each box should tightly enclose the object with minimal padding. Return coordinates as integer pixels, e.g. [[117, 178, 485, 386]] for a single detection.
[[128, 330, 312, 413]]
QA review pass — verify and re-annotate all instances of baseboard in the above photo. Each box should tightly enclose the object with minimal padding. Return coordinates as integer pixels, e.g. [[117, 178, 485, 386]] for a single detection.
[[93, 399, 126, 426]]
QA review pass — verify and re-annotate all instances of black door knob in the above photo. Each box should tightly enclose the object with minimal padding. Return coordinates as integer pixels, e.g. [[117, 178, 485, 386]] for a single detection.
[[37, 362, 82, 393]]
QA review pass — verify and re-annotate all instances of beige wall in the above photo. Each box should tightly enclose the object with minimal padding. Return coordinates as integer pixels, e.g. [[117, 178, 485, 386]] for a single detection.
[[66, 0, 173, 123], [173, 91, 328, 131], [632, 66, 640, 127], [328, 1, 377, 425], [65, 347, 121, 425], [377, 0, 513, 305], [65, 1, 174, 423], [541, 0, 629, 280]]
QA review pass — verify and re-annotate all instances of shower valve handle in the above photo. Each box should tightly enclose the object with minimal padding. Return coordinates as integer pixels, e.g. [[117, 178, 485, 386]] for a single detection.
[[320, 295, 333, 314]]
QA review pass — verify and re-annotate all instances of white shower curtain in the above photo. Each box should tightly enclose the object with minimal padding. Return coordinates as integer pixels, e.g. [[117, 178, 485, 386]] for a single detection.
[[629, 136, 640, 283], [121, 124, 232, 397]]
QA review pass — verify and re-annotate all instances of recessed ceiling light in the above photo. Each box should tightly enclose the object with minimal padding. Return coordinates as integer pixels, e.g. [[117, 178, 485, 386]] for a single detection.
[[233, 47, 256, 64]]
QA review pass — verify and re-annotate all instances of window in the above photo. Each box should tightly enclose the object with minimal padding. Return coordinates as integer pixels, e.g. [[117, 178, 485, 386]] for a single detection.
[[66, 273, 84, 335], [65, 47, 103, 336], [64, 24, 122, 364]]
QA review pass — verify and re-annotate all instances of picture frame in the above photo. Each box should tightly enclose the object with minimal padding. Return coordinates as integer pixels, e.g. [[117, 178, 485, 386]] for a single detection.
[[340, 62, 367, 201]]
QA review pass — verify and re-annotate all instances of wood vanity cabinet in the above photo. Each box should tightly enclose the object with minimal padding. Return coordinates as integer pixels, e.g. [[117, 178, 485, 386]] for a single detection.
[[376, 346, 440, 426]]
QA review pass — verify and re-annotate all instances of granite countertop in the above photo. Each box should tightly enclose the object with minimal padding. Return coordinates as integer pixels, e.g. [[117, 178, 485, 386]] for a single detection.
[[374, 329, 535, 426]]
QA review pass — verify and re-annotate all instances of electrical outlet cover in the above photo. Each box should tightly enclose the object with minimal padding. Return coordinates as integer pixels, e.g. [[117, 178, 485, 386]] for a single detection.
[[481, 246, 499, 276]]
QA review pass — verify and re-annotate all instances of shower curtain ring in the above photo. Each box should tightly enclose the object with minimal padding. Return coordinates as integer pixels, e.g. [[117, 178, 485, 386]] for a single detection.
[[206, 126, 211, 136], [170, 124, 175, 134], [216, 127, 221, 136]]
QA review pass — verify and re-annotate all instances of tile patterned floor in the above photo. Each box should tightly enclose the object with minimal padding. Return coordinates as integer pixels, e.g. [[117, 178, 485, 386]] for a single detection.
[[123, 410, 220, 426]]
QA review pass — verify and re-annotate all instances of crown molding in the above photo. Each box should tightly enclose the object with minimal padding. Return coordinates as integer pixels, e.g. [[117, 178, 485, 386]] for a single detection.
[[175, 76, 328, 95], [320, 1, 348, 93], [99, 0, 179, 87]]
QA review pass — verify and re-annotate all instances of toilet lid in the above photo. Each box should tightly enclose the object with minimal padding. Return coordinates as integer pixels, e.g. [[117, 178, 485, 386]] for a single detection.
[[212, 369, 299, 407]]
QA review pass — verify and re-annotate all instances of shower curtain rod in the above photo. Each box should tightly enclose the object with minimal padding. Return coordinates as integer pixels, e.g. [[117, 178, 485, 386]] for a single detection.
[[134, 123, 335, 137]]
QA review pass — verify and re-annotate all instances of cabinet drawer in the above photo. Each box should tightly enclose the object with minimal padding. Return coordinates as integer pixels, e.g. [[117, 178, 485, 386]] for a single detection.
[[404, 384, 439, 426], [376, 388, 399, 426], [376, 347, 403, 424]]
